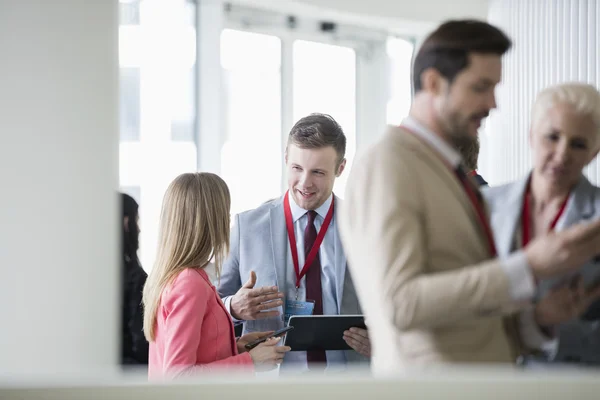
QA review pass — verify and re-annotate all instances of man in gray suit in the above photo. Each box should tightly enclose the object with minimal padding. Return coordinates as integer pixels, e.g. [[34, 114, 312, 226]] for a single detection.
[[219, 114, 370, 373]]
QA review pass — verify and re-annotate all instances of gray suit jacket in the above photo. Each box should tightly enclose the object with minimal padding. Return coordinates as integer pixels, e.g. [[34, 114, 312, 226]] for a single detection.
[[218, 195, 367, 363], [483, 173, 600, 364]]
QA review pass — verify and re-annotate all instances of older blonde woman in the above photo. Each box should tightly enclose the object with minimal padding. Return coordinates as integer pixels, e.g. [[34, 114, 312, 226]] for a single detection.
[[143, 173, 290, 379], [484, 83, 600, 366]]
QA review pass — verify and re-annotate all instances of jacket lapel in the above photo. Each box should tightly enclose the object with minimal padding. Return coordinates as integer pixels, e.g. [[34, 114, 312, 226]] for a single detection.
[[397, 127, 485, 238], [555, 175, 596, 231], [333, 195, 347, 314], [489, 174, 530, 257], [268, 196, 288, 293]]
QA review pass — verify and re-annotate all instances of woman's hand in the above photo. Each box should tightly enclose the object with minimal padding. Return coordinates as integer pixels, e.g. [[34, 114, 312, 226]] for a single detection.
[[248, 337, 291, 371], [236, 331, 273, 354]]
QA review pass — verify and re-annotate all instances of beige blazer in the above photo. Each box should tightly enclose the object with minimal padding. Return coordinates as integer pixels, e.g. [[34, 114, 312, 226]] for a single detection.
[[339, 126, 526, 374]]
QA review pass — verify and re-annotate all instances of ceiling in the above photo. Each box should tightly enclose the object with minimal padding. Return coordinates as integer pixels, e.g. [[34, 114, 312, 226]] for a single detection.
[[296, 0, 489, 24], [227, 0, 490, 37]]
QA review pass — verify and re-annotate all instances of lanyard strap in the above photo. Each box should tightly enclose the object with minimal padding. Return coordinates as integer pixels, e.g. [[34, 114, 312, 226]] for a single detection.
[[400, 125, 497, 257], [521, 181, 569, 247], [283, 191, 335, 288]]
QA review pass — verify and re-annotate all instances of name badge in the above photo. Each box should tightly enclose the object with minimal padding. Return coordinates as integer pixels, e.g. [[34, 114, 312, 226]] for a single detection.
[[284, 299, 315, 325]]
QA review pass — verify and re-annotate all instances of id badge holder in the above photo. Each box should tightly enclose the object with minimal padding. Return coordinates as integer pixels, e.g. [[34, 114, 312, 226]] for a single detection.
[[284, 299, 315, 325]]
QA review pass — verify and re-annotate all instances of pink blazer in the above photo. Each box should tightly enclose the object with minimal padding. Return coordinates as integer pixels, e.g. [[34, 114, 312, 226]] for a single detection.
[[148, 268, 253, 379]]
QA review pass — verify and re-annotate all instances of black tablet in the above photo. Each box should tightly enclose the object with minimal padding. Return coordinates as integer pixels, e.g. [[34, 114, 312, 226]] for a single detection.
[[284, 315, 366, 351]]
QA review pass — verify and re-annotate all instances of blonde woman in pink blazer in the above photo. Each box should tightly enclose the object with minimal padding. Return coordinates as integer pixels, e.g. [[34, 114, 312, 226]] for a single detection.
[[143, 173, 290, 379]]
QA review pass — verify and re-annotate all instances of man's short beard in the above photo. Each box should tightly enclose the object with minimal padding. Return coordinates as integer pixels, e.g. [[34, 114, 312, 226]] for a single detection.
[[451, 135, 480, 171]]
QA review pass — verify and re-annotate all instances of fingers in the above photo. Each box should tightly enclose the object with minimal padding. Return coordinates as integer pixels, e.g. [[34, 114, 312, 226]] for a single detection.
[[239, 285, 284, 319], [239, 332, 262, 342], [567, 218, 600, 241], [242, 271, 257, 289], [343, 335, 370, 356], [343, 335, 361, 348], [255, 301, 284, 312], [254, 310, 281, 319], [275, 346, 291, 353], [270, 344, 290, 365], [343, 328, 370, 355], [347, 327, 369, 339], [253, 331, 275, 337], [570, 220, 600, 259], [246, 288, 284, 316], [250, 286, 282, 297], [250, 292, 284, 305], [243, 331, 273, 342], [260, 337, 281, 347], [343, 331, 369, 346]]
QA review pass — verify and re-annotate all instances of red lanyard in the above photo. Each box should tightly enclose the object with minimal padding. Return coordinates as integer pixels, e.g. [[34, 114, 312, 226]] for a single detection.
[[521, 182, 569, 247], [401, 125, 497, 257], [283, 191, 335, 288], [456, 172, 497, 257]]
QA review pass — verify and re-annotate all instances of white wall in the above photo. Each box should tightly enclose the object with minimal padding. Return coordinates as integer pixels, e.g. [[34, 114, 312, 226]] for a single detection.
[[0, 1, 119, 374], [482, 0, 600, 185]]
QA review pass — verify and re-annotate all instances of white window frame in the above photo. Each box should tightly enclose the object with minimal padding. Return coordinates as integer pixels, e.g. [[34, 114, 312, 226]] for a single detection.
[[222, 4, 409, 192], [194, 1, 415, 186]]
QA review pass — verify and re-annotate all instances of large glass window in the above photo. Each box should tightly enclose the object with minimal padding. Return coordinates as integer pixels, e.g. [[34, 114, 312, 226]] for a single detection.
[[386, 36, 414, 125], [220, 12, 413, 215], [119, 0, 197, 270], [220, 29, 283, 215], [293, 40, 356, 198]]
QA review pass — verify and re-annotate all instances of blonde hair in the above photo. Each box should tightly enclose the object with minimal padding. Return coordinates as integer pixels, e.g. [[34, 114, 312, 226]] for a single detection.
[[531, 82, 600, 142], [142, 172, 231, 342]]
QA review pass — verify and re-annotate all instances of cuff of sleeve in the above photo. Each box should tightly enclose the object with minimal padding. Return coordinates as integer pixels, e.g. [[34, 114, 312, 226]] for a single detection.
[[501, 251, 536, 302], [518, 307, 559, 358], [240, 352, 255, 373], [224, 296, 244, 323]]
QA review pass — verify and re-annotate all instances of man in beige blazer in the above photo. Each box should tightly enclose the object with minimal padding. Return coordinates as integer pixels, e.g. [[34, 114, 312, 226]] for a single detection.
[[339, 20, 600, 375]]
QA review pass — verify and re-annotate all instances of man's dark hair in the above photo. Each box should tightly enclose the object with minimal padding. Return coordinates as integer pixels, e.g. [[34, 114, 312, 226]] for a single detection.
[[288, 113, 346, 165], [412, 19, 512, 93], [121, 193, 139, 263]]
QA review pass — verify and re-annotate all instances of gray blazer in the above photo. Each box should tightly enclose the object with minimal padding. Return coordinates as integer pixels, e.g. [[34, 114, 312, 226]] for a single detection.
[[483, 173, 600, 364], [218, 195, 366, 363]]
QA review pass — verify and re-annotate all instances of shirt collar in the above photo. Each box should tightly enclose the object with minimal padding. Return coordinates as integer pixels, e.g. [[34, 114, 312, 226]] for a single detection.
[[287, 192, 333, 223], [402, 116, 462, 168]]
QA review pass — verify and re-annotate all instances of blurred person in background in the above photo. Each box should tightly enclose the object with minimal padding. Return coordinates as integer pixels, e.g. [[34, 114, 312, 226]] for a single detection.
[[121, 192, 149, 366], [484, 82, 600, 367], [339, 20, 600, 374], [143, 173, 290, 379]]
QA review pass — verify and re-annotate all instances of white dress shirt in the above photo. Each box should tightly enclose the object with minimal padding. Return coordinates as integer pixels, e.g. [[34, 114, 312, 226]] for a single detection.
[[402, 116, 557, 353]]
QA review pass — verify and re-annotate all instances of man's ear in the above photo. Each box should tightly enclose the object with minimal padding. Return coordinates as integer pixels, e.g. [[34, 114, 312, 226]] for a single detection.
[[123, 216, 129, 233], [420, 67, 444, 96], [336, 158, 347, 177]]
